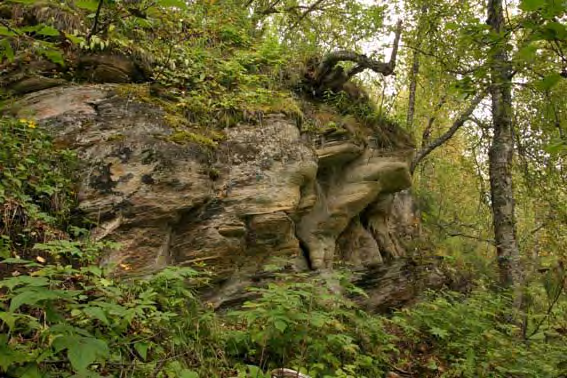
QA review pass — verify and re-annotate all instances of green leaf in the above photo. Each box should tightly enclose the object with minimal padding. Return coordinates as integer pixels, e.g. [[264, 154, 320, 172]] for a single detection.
[[274, 319, 288, 332], [15, 363, 42, 378], [543, 22, 567, 40], [535, 73, 562, 91], [37, 25, 60, 37], [0, 311, 17, 331], [0, 334, 32, 371], [1, 258, 38, 265], [179, 370, 199, 378], [68, 337, 108, 372], [75, 0, 100, 11], [0, 276, 49, 291], [83, 307, 109, 326], [519, 0, 545, 11], [9, 287, 78, 312], [0, 39, 14, 62], [53, 336, 109, 373], [429, 326, 449, 339], [0, 26, 17, 37], [40, 49, 65, 67], [245, 365, 264, 377], [309, 315, 326, 328], [517, 44, 537, 63], [64, 32, 85, 45], [134, 342, 149, 361]]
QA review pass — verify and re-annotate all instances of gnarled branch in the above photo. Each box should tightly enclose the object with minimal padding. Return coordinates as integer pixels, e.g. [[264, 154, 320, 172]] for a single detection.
[[315, 20, 403, 85]]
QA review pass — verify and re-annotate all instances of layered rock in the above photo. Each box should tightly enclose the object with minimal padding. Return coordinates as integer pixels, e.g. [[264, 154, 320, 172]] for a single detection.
[[10, 84, 439, 310]]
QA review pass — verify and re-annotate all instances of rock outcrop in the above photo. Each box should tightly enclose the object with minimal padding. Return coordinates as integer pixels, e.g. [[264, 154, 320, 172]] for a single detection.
[[9, 84, 440, 310]]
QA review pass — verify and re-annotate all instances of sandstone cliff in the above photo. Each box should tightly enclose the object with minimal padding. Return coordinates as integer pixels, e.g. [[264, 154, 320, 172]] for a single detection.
[[9, 84, 445, 310]]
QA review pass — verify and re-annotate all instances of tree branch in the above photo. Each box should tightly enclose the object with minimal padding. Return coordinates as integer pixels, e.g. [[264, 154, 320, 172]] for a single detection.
[[315, 20, 403, 84], [389, 20, 403, 70], [434, 220, 495, 244], [411, 91, 486, 173], [421, 95, 448, 148], [445, 231, 495, 244], [88, 0, 104, 43], [285, 0, 328, 34]]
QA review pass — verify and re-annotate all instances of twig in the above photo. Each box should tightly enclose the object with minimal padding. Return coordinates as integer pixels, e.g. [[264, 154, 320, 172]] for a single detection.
[[526, 273, 565, 340], [434, 220, 495, 244], [285, 0, 327, 34], [88, 0, 105, 43]]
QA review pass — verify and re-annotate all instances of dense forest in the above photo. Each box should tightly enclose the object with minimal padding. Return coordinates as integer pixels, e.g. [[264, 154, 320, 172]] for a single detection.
[[0, 0, 566, 377]]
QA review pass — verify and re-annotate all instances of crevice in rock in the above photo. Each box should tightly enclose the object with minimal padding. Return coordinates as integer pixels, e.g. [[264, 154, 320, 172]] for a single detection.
[[298, 238, 314, 270]]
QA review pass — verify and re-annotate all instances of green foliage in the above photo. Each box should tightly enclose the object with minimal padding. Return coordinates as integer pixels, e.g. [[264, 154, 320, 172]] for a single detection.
[[0, 117, 77, 260], [226, 271, 396, 378], [0, 0, 302, 128], [0, 117, 227, 377], [0, 254, 224, 377], [391, 290, 567, 377]]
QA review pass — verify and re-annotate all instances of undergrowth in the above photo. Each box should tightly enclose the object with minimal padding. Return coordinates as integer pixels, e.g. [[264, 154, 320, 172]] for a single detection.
[[391, 289, 567, 377], [2, 105, 567, 378]]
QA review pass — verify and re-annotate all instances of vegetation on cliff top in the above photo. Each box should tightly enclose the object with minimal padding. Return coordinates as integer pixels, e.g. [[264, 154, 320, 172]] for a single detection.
[[1, 0, 567, 377]]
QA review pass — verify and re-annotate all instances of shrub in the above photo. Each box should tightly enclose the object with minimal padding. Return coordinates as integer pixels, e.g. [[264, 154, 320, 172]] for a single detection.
[[391, 289, 567, 377], [226, 271, 397, 378]]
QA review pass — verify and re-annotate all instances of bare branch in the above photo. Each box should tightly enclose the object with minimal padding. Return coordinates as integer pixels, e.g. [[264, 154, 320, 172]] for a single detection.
[[389, 20, 403, 70], [411, 91, 486, 173], [421, 96, 448, 148], [315, 20, 403, 84], [88, 0, 104, 43], [434, 221, 495, 244], [445, 231, 495, 244], [285, 0, 327, 34]]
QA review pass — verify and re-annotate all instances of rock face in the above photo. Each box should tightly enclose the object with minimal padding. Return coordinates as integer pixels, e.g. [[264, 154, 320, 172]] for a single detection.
[[11, 84, 436, 310]]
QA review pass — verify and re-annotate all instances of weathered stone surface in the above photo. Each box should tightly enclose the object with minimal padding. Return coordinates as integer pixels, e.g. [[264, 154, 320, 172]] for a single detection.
[[14, 85, 213, 273], [337, 216, 383, 267], [7, 76, 66, 95], [1, 54, 150, 96], [170, 116, 317, 280], [352, 259, 447, 312], [296, 146, 413, 269], [316, 141, 363, 167], [12, 84, 433, 309]]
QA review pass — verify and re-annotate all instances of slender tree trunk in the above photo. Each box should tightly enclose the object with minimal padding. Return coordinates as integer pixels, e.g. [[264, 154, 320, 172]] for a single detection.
[[406, 5, 427, 131], [486, 0, 522, 290], [406, 50, 420, 130]]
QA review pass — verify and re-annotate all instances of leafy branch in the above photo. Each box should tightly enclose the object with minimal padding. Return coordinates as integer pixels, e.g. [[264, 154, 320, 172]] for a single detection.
[[411, 90, 487, 173]]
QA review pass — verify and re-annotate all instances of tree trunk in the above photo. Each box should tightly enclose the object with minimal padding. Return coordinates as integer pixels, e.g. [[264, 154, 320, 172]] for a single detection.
[[406, 49, 420, 130], [486, 0, 522, 290]]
